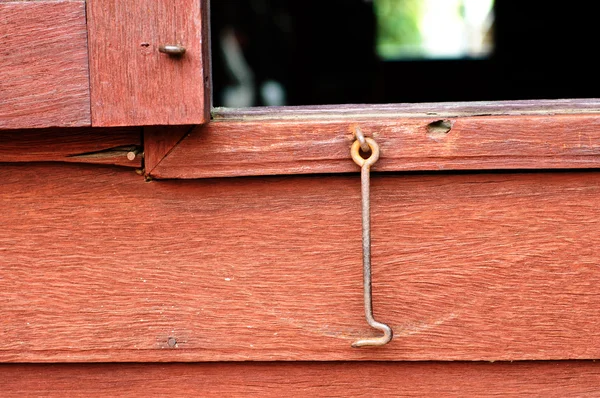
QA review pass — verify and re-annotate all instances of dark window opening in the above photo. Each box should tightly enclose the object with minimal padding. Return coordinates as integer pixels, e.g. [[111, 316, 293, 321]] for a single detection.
[[210, 1, 599, 107]]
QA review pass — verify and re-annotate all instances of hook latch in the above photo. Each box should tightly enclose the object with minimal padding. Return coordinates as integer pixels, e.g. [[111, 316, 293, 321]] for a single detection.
[[350, 129, 393, 348]]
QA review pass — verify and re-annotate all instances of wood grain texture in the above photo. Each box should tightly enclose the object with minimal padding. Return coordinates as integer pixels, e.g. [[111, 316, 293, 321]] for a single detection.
[[0, 1, 91, 129], [3, 362, 600, 397], [0, 127, 142, 167], [87, 0, 210, 126], [150, 113, 600, 179], [3, 164, 600, 361], [213, 98, 600, 120], [144, 125, 193, 173]]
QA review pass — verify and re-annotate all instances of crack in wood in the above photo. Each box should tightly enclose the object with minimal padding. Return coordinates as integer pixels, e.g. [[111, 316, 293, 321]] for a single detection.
[[67, 145, 142, 160]]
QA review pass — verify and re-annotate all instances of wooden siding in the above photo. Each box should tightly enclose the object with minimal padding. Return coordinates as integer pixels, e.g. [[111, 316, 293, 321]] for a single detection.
[[2, 163, 600, 361]]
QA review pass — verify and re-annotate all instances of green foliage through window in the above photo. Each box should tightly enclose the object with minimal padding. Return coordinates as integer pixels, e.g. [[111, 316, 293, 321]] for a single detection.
[[375, 0, 494, 60]]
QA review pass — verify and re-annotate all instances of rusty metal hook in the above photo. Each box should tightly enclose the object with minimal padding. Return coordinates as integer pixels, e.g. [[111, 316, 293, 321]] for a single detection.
[[350, 135, 393, 348], [354, 126, 371, 153]]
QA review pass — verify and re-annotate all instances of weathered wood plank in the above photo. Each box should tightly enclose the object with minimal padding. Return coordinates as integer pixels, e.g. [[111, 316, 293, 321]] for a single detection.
[[87, 0, 210, 126], [0, 127, 142, 167], [0, 1, 91, 129], [213, 99, 600, 120], [2, 362, 600, 397], [3, 164, 600, 362], [150, 113, 600, 179]]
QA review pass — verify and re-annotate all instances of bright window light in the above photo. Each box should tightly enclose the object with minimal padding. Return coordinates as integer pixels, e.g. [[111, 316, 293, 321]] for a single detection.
[[375, 0, 494, 60]]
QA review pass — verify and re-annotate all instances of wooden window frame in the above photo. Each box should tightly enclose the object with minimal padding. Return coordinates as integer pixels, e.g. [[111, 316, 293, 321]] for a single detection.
[[144, 99, 600, 179]]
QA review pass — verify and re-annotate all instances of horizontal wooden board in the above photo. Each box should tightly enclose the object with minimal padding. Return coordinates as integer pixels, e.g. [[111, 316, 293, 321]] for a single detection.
[[0, 127, 142, 168], [87, 0, 210, 126], [150, 113, 600, 179], [3, 164, 600, 361], [213, 98, 600, 120], [0, 1, 91, 129], [3, 361, 600, 397]]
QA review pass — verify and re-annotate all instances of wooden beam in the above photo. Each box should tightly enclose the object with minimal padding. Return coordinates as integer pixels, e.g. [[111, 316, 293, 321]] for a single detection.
[[3, 163, 600, 361], [0, 1, 90, 129], [150, 103, 600, 179], [0, 127, 142, 168], [2, 361, 600, 396]]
